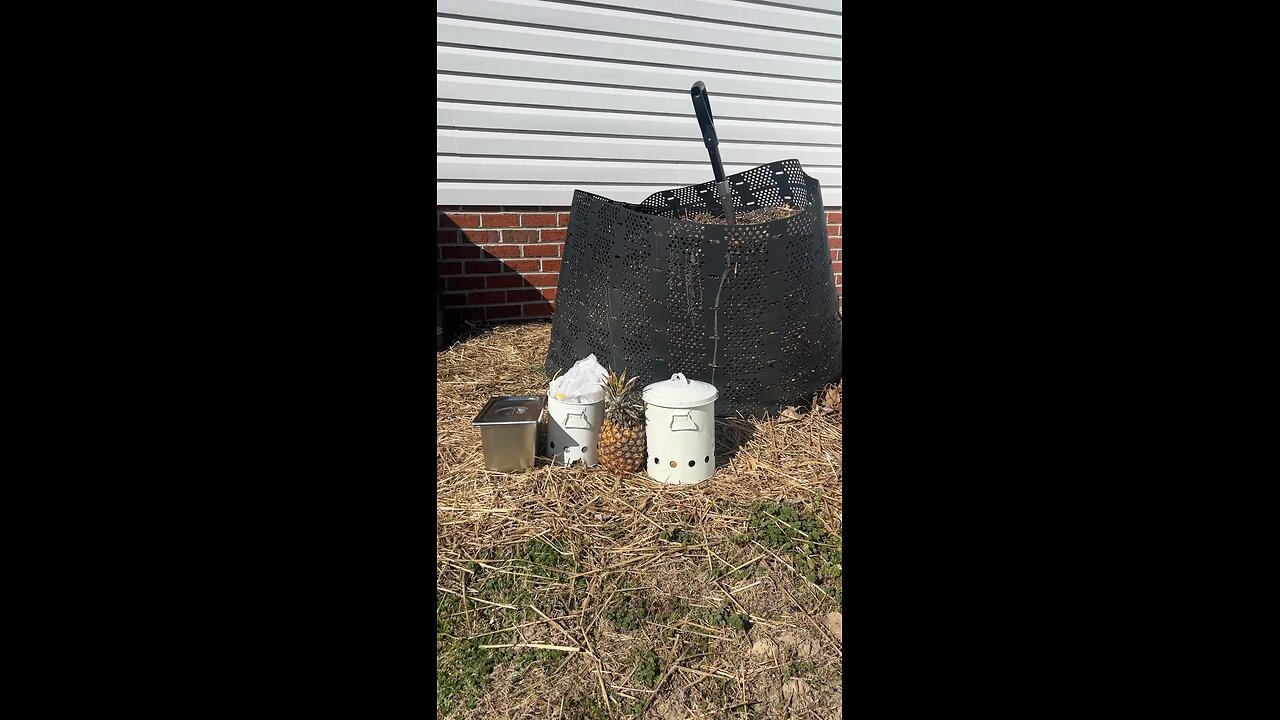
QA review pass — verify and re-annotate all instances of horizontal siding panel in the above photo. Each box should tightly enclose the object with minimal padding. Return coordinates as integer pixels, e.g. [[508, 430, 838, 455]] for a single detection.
[[437, 129, 843, 166], [437, 156, 842, 187], [440, 102, 841, 145], [438, 17, 839, 81], [438, 182, 842, 207], [436, 76, 840, 125], [435, 1, 839, 209], [574, 0, 841, 37], [437, 0, 840, 59], [744, 0, 841, 12], [438, 46, 841, 103]]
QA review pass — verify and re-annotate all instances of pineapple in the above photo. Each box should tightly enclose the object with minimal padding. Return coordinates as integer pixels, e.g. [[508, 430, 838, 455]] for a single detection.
[[599, 370, 647, 473]]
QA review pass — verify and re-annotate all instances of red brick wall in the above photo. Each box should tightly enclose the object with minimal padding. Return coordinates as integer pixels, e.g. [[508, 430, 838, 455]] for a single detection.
[[438, 206, 843, 323]]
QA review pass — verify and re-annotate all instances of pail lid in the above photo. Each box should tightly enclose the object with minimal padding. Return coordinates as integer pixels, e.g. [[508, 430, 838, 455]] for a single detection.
[[642, 373, 718, 409]]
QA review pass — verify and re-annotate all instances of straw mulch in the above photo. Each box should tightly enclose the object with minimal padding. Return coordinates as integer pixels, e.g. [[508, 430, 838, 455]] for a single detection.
[[437, 322, 842, 720], [679, 205, 801, 225]]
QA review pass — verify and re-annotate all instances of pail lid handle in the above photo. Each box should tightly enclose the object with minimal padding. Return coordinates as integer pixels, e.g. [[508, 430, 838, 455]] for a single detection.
[[671, 373, 688, 384]]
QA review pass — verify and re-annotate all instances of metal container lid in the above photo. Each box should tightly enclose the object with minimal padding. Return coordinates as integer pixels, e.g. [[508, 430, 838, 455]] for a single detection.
[[472, 396, 545, 426], [642, 373, 718, 409]]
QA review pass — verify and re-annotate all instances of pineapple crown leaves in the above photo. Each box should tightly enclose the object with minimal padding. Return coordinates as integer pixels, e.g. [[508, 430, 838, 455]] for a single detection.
[[605, 368, 645, 426], [607, 369, 639, 394]]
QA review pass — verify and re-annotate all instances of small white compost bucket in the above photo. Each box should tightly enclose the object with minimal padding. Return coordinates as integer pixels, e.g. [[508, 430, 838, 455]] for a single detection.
[[643, 373, 718, 485], [545, 387, 604, 466]]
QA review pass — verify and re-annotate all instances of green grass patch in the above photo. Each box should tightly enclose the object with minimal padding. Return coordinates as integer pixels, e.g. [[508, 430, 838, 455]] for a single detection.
[[565, 695, 609, 720], [721, 559, 767, 581], [606, 593, 690, 634], [471, 538, 574, 610], [564, 693, 644, 720], [654, 596, 690, 638], [632, 647, 663, 688], [658, 514, 702, 544], [477, 566, 530, 607], [437, 593, 463, 639], [747, 502, 841, 605], [606, 593, 649, 632], [784, 660, 817, 681], [515, 646, 563, 669], [437, 639, 513, 715], [520, 538, 571, 576], [703, 599, 752, 633]]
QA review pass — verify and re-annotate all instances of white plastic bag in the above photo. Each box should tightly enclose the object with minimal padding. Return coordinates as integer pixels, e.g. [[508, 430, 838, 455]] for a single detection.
[[549, 354, 608, 402]]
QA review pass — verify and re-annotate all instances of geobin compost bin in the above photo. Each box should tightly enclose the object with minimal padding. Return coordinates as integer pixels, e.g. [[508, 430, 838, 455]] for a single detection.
[[545, 82, 841, 418]]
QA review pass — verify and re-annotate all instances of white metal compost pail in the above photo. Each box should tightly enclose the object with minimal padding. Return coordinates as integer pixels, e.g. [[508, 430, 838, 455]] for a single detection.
[[545, 388, 604, 466], [643, 373, 718, 485]]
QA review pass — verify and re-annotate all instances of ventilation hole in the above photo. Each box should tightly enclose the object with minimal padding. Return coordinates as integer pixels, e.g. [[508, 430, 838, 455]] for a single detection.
[[550, 441, 555, 448], [669, 461, 677, 468], [705, 456, 710, 463], [654, 457, 660, 464], [688, 460, 696, 467]]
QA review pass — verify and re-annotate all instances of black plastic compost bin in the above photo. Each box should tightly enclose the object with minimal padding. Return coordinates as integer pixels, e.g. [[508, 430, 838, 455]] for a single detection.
[[545, 158, 842, 419]]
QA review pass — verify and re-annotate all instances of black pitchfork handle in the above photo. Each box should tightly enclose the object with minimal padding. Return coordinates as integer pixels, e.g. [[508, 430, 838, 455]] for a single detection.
[[690, 82, 735, 224], [690, 82, 725, 183]]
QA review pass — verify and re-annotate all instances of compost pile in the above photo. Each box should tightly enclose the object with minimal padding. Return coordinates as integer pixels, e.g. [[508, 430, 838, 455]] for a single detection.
[[678, 204, 801, 225]]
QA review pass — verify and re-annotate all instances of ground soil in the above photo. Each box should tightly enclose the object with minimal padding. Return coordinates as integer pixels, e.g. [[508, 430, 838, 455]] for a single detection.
[[437, 323, 842, 719]]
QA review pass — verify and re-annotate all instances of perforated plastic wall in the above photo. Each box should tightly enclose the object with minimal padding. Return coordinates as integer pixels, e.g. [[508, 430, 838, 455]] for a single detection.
[[546, 160, 842, 418]]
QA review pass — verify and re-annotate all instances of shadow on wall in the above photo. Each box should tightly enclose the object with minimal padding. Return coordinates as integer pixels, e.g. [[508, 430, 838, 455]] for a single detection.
[[437, 210, 559, 344]]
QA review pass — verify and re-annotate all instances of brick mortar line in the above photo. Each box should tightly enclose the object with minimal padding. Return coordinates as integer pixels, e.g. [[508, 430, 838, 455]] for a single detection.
[[441, 252, 563, 258], [470, 244, 564, 248], [448, 290, 559, 296], [445, 296, 557, 300], [437, 275, 558, 279], [441, 275, 561, 280], [446, 289, 560, 294], [442, 275, 560, 281], [438, 232, 568, 237], [444, 304, 557, 310], [443, 289, 560, 294], [445, 286, 560, 290], [437, 226, 569, 231]]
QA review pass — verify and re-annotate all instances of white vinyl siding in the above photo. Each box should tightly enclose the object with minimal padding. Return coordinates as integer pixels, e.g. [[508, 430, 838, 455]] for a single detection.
[[437, 0, 842, 206]]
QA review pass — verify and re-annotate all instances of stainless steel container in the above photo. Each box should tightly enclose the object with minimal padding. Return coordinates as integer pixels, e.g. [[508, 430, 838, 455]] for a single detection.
[[471, 396, 545, 472]]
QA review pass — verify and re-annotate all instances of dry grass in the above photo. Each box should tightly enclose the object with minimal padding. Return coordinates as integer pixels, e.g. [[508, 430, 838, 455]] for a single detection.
[[438, 322, 842, 720], [678, 205, 801, 225]]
